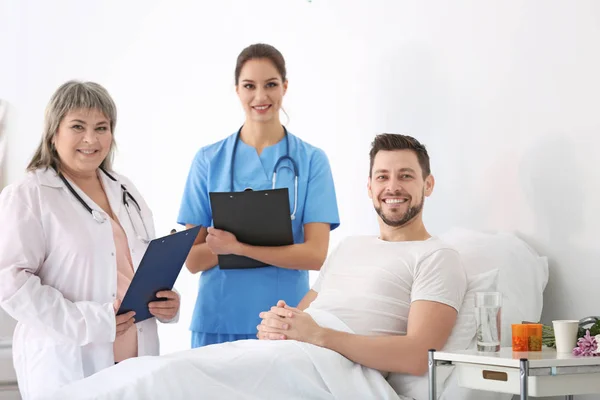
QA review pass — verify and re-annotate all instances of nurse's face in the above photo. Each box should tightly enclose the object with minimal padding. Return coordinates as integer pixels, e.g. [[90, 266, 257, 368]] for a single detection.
[[53, 108, 113, 177], [367, 150, 434, 227], [236, 58, 287, 124]]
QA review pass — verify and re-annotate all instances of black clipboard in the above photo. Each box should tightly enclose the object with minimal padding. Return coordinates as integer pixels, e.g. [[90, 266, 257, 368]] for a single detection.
[[116, 225, 201, 322], [209, 188, 294, 269]]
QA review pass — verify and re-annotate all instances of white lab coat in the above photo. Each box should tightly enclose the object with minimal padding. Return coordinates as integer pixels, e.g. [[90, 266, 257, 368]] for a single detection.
[[0, 167, 177, 400]]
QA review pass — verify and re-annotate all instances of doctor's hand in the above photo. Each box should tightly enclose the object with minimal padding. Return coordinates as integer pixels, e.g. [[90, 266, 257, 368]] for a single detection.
[[113, 299, 136, 337], [148, 290, 180, 321], [205, 227, 242, 255], [257, 300, 325, 346]]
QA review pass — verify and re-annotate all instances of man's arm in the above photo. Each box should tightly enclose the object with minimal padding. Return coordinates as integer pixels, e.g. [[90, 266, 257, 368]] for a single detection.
[[317, 300, 458, 375], [184, 225, 218, 274], [258, 244, 466, 375], [258, 299, 457, 376]]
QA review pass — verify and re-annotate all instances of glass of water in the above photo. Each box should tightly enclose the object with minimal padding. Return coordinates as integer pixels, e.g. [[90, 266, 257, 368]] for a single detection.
[[475, 292, 502, 352]]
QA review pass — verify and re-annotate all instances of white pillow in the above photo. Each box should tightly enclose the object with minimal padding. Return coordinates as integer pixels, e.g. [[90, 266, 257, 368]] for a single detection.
[[439, 228, 549, 346]]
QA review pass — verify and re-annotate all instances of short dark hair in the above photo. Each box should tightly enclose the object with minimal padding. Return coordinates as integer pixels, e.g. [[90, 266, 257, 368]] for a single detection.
[[369, 133, 431, 178], [234, 43, 287, 85]]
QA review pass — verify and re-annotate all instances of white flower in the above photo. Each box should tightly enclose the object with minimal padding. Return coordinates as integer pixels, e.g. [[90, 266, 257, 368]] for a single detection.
[[595, 335, 600, 354]]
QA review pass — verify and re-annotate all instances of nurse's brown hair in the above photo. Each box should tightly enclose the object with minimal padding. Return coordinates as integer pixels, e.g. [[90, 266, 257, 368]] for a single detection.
[[234, 43, 287, 85]]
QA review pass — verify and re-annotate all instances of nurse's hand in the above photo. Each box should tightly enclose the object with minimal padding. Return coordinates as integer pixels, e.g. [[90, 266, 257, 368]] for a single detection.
[[148, 290, 180, 320], [205, 227, 242, 255], [113, 299, 136, 337]]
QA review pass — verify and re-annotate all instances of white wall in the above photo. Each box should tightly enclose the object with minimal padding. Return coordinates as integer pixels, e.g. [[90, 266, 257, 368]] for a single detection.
[[1, 1, 599, 398]]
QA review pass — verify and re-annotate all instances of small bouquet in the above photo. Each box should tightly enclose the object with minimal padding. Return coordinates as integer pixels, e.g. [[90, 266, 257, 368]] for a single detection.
[[572, 330, 600, 356], [526, 317, 600, 356]]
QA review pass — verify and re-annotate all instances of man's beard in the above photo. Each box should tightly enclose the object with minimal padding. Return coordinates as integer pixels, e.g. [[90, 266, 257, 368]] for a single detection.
[[375, 191, 424, 227]]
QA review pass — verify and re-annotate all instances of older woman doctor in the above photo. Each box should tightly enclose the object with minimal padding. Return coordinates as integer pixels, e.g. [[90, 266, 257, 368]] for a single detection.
[[0, 81, 180, 400]]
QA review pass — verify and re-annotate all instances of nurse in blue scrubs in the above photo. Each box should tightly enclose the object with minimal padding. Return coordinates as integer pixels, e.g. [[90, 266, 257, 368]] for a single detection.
[[177, 43, 340, 348]]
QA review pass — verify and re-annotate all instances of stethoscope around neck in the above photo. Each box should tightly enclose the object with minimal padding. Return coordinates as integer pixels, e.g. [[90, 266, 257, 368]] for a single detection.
[[57, 167, 151, 244], [230, 125, 299, 220]]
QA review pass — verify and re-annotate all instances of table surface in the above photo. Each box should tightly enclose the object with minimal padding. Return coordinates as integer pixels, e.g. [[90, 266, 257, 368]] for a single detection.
[[434, 346, 600, 368]]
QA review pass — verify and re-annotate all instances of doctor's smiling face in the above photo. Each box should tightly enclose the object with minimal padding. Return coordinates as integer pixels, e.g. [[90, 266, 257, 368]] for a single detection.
[[27, 81, 118, 175], [235, 44, 288, 125], [368, 135, 434, 228], [53, 108, 113, 178]]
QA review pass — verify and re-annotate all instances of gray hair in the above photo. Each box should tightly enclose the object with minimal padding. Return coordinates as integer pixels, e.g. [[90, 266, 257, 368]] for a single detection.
[[27, 80, 117, 172]]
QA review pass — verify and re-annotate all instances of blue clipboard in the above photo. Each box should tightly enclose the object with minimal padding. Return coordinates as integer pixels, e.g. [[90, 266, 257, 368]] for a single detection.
[[116, 225, 201, 322]]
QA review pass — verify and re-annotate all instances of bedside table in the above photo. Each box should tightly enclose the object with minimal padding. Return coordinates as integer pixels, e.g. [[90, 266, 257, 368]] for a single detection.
[[428, 347, 600, 399]]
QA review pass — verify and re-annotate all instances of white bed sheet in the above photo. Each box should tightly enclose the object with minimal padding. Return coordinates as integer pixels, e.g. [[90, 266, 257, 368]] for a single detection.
[[41, 307, 410, 400]]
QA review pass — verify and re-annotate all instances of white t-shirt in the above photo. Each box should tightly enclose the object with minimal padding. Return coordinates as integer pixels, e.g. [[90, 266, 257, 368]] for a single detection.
[[310, 235, 467, 339]]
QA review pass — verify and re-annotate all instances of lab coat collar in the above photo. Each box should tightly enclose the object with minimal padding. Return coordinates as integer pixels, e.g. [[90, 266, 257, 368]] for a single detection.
[[36, 167, 121, 189], [35, 167, 124, 217], [35, 167, 65, 188]]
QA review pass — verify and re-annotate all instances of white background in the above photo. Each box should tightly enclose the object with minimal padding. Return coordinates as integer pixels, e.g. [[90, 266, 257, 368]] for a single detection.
[[1, 1, 600, 399]]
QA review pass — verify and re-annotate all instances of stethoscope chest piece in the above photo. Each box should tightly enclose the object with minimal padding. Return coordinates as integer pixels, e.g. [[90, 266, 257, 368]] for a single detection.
[[92, 210, 106, 224]]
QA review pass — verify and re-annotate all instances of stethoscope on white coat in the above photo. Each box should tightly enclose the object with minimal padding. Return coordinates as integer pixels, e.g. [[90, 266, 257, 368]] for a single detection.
[[230, 125, 299, 220], [57, 168, 151, 244]]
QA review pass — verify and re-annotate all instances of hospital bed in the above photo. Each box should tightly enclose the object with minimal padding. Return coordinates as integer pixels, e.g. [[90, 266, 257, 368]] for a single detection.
[[40, 228, 549, 400]]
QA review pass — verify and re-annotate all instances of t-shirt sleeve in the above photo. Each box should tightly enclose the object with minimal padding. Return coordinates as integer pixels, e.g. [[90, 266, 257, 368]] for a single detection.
[[411, 248, 467, 312], [302, 148, 340, 230], [177, 148, 212, 228]]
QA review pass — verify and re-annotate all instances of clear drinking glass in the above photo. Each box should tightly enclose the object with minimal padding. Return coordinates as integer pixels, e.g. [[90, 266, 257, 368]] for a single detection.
[[475, 292, 502, 352]]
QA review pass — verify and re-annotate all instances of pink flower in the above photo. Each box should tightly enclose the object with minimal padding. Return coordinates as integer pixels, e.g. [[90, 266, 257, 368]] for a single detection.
[[572, 330, 600, 357]]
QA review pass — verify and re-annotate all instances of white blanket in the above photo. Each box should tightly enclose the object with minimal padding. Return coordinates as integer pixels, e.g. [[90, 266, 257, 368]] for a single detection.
[[42, 308, 410, 400]]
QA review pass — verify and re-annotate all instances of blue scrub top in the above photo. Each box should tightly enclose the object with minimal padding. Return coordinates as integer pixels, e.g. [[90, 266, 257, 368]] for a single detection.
[[177, 130, 340, 334]]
